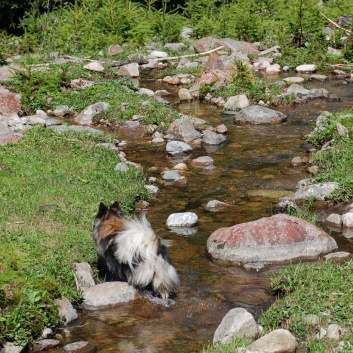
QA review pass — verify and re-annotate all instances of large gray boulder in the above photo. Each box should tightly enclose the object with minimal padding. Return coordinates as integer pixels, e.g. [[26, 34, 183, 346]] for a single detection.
[[281, 181, 340, 202], [83, 282, 136, 310], [202, 130, 227, 145], [207, 214, 338, 265], [166, 141, 193, 155], [74, 102, 109, 125], [234, 105, 287, 125], [167, 118, 202, 142]]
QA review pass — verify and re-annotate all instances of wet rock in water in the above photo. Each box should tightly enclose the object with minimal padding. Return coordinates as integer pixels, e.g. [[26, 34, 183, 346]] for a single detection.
[[205, 200, 231, 212], [33, 339, 61, 352], [166, 141, 193, 155], [216, 124, 227, 134], [290, 156, 309, 167], [295, 64, 317, 73], [55, 297, 78, 324], [172, 162, 188, 171], [283, 77, 305, 84], [63, 341, 96, 353], [162, 170, 181, 181], [145, 185, 160, 194], [202, 130, 227, 145], [309, 74, 328, 81], [74, 102, 110, 125], [191, 156, 214, 167], [233, 105, 287, 125], [167, 118, 202, 142], [166, 212, 198, 227], [324, 213, 342, 232], [83, 282, 136, 310], [246, 329, 297, 353], [178, 88, 193, 101], [342, 212, 353, 238], [213, 307, 259, 344], [173, 176, 188, 187], [207, 214, 338, 265], [152, 137, 165, 144], [286, 83, 309, 96], [280, 181, 339, 202]]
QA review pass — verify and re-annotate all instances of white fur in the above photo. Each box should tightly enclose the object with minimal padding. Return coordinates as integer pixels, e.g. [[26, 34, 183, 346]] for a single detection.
[[114, 214, 179, 294]]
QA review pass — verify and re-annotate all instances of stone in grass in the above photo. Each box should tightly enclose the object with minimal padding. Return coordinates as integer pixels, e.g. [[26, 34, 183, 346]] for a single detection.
[[55, 297, 78, 324], [246, 329, 297, 353], [213, 307, 259, 344]]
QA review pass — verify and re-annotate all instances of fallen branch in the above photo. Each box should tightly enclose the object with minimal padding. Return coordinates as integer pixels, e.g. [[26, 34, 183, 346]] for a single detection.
[[329, 63, 353, 67], [320, 12, 351, 34], [153, 46, 225, 61]]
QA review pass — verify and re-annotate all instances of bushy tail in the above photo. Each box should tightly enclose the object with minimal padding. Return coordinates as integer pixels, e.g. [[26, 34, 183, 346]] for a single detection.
[[114, 214, 179, 297]]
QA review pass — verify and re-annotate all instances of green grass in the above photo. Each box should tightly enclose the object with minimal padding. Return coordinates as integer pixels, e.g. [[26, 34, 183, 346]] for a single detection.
[[306, 108, 353, 202], [0, 127, 148, 345], [202, 337, 247, 353], [258, 260, 353, 352]]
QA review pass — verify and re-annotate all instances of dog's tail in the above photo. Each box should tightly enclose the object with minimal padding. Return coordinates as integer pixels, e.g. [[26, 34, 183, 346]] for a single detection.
[[114, 214, 179, 297]]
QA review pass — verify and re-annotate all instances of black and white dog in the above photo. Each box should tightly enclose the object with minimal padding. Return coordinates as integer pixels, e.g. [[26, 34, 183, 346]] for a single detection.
[[93, 201, 179, 298]]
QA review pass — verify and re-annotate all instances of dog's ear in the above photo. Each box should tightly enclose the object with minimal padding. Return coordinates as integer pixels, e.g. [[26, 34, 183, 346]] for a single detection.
[[110, 201, 124, 217], [96, 202, 108, 218]]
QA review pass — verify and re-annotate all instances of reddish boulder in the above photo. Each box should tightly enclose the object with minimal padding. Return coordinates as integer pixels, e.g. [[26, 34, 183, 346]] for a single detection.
[[206, 53, 224, 70], [207, 214, 338, 265], [0, 87, 21, 115]]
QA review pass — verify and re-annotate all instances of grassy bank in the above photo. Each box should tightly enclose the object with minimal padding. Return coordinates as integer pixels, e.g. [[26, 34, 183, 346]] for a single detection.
[[0, 127, 148, 346]]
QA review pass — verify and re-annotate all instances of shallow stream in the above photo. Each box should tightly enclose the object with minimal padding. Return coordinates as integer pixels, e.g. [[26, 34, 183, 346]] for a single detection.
[[56, 72, 353, 353]]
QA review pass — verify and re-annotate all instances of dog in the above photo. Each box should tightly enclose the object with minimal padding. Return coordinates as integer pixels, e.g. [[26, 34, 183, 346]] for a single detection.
[[93, 201, 179, 299]]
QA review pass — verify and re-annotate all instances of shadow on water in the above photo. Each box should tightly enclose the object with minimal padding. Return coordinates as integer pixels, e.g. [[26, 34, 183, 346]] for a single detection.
[[56, 73, 353, 353]]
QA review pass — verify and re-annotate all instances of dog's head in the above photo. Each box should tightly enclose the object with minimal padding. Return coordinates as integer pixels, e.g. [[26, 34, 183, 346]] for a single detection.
[[94, 201, 125, 244], [96, 201, 124, 219]]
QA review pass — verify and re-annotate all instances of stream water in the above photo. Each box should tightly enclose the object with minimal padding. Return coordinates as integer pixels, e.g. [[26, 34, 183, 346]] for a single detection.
[[55, 72, 353, 353]]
